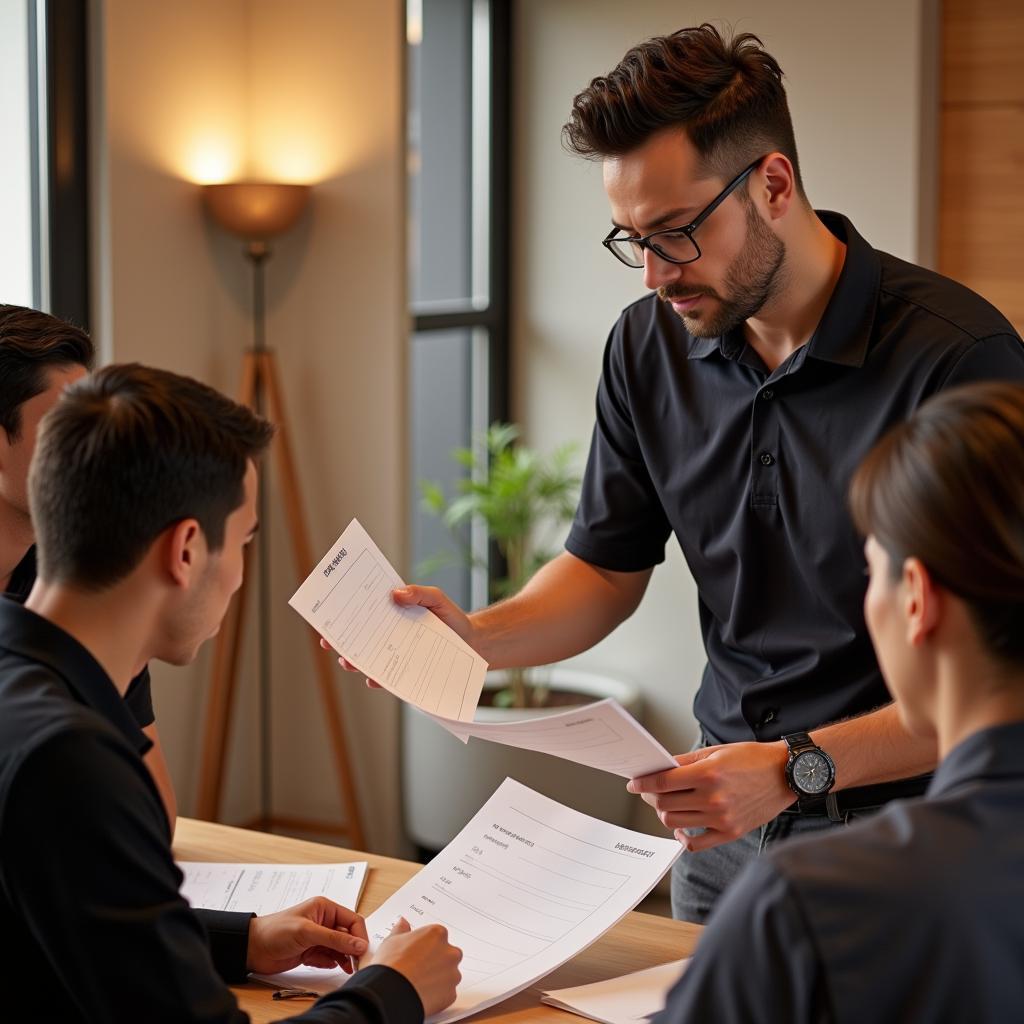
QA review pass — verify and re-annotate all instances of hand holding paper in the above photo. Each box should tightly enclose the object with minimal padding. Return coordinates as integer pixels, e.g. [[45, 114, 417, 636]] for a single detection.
[[291, 519, 487, 721]]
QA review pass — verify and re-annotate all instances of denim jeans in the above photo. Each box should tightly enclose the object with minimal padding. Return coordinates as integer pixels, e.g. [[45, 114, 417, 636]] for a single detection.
[[669, 731, 883, 924]]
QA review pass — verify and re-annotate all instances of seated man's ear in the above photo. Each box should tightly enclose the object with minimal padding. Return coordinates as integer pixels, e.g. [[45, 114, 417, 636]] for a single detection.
[[165, 519, 205, 588]]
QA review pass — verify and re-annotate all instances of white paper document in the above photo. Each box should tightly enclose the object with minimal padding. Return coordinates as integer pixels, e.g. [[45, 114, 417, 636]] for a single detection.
[[428, 698, 678, 779], [290, 518, 487, 721], [541, 958, 690, 1023], [261, 779, 681, 1022], [178, 861, 368, 916]]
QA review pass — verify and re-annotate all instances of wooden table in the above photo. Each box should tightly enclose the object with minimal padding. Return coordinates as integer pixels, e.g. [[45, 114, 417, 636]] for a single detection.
[[174, 817, 701, 1023]]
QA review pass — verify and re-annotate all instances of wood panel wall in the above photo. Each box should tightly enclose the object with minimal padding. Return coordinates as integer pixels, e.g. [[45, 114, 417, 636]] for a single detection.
[[939, 0, 1024, 330]]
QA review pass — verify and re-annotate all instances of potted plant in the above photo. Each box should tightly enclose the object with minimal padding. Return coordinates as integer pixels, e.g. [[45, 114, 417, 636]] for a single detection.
[[402, 424, 645, 854]]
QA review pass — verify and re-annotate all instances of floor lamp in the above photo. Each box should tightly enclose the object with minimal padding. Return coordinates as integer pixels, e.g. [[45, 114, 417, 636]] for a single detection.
[[195, 182, 366, 849]]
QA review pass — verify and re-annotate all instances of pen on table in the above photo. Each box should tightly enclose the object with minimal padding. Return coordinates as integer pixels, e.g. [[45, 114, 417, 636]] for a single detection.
[[272, 987, 320, 1000]]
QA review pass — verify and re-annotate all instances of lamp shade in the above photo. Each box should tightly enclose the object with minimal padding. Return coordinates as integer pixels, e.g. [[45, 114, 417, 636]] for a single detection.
[[203, 182, 310, 241]]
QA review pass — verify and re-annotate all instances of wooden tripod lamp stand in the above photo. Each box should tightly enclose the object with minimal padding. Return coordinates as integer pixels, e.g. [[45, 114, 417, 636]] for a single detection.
[[196, 183, 365, 849]]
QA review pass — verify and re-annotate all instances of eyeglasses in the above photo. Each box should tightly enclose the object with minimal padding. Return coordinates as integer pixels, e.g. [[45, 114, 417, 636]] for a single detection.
[[602, 158, 763, 269]]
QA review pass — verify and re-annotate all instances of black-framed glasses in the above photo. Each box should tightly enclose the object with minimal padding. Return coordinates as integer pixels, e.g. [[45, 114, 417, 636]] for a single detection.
[[602, 157, 763, 269]]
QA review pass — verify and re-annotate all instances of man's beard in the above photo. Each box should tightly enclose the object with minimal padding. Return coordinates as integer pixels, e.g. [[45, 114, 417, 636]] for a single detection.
[[659, 202, 786, 338]]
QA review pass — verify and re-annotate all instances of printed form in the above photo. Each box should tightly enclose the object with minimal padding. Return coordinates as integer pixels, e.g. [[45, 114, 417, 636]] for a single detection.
[[290, 518, 487, 722], [259, 779, 681, 1022], [178, 861, 368, 917], [426, 698, 678, 779]]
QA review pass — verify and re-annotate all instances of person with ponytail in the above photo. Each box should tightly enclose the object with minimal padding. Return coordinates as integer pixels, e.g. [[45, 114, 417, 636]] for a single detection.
[[656, 380, 1024, 1022]]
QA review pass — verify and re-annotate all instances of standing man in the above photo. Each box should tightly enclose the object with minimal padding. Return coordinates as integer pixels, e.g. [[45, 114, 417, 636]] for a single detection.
[[0, 304, 176, 825], [335, 25, 1024, 922]]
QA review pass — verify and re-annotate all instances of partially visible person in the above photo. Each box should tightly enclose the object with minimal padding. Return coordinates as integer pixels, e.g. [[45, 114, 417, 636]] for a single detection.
[[0, 303, 177, 827], [655, 381, 1024, 1023], [0, 364, 462, 1022]]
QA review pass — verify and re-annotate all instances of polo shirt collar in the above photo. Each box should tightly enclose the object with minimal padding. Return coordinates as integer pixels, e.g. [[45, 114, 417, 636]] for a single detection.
[[0, 597, 151, 755], [4, 545, 37, 603], [804, 211, 880, 368], [684, 210, 880, 369], [928, 721, 1024, 799]]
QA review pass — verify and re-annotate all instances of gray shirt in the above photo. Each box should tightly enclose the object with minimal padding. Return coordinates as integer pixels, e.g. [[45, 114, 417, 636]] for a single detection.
[[655, 721, 1024, 1023]]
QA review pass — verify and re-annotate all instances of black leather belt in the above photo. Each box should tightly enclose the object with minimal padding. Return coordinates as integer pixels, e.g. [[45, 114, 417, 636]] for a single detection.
[[782, 774, 932, 822]]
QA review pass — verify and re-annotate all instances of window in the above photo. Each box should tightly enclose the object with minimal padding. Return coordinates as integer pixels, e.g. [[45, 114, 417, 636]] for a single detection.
[[0, 0, 90, 325], [406, 0, 510, 606]]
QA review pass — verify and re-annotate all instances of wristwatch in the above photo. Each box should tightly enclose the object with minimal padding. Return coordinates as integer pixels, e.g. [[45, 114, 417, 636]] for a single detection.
[[782, 732, 836, 812]]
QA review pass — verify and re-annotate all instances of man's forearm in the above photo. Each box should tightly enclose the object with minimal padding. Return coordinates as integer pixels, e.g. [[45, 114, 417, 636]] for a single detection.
[[468, 552, 651, 669], [811, 702, 938, 790]]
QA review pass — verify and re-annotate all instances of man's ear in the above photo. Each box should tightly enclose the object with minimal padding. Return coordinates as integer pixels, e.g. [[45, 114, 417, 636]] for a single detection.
[[758, 152, 796, 222], [165, 518, 205, 588], [903, 556, 941, 647]]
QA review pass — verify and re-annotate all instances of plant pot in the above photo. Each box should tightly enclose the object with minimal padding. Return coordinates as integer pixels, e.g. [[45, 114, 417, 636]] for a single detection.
[[402, 667, 643, 852]]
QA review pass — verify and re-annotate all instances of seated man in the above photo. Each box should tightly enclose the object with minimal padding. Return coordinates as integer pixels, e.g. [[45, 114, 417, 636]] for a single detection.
[[0, 304, 176, 824], [0, 364, 462, 1022], [655, 380, 1024, 1023]]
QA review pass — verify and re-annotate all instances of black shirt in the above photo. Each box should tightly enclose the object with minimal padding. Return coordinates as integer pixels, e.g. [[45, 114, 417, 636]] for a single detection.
[[655, 721, 1024, 1023], [5, 545, 156, 728], [0, 599, 423, 1023], [567, 212, 1024, 744]]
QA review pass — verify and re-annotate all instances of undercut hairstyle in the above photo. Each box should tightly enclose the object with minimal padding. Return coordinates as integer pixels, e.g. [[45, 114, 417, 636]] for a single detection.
[[30, 363, 274, 590], [849, 382, 1024, 667], [0, 304, 94, 441], [563, 24, 804, 192]]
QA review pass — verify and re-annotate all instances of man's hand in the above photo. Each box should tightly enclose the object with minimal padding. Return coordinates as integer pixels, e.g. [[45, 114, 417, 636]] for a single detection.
[[246, 897, 369, 975], [320, 586, 475, 688], [367, 917, 463, 1017], [628, 741, 793, 852]]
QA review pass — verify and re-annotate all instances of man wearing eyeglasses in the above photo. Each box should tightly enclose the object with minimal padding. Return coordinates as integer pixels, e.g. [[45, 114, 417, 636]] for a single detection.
[[338, 25, 1024, 922]]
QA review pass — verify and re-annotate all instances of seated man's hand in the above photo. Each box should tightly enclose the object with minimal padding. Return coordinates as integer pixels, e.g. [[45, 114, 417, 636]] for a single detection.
[[246, 896, 369, 975], [627, 741, 792, 852], [367, 917, 463, 1017], [320, 585, 475, 688]]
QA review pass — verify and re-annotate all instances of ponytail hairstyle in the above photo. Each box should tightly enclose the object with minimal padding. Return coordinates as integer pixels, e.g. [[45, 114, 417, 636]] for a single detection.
[[849, 381, 1024, 666]]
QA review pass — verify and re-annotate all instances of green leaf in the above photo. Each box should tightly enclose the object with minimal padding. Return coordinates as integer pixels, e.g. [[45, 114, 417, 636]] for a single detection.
[[491, 687, 517, 708], [419, 480, 447, 515]]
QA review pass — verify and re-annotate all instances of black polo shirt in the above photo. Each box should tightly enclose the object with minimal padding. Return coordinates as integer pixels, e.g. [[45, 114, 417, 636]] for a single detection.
[[567, 212, 1024, 744], [655, 720, 1024, 1023], [5, 545, 156, 728], [0, 599, 423, 1023]]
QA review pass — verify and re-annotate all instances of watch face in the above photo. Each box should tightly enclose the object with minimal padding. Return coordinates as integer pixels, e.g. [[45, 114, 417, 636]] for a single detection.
[[792, 750, 833, 794]]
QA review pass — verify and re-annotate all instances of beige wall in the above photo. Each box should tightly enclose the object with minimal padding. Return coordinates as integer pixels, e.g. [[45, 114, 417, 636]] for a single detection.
[[91, 0, 406, 852], [512, 1, 939, 833], [88, 0, 939, 853]]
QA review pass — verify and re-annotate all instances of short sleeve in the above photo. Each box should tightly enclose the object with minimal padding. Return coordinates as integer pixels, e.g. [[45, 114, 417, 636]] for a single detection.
[[941, 332, 1024, 387], [124, 665, 156, 728], [566, 319, 672, 571], [654, 858, 830, 1024]]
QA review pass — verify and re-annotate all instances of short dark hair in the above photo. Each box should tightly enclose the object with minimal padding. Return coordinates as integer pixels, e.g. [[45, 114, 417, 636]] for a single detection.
[[849, 382, 1024, 667], [563, 24, 804, 192], [0, 304, 94, 441], [30, 363, 274, 590]]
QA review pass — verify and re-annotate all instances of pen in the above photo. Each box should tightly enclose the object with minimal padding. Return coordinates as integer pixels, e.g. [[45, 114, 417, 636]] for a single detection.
[[272, 987, 320, 1000]]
